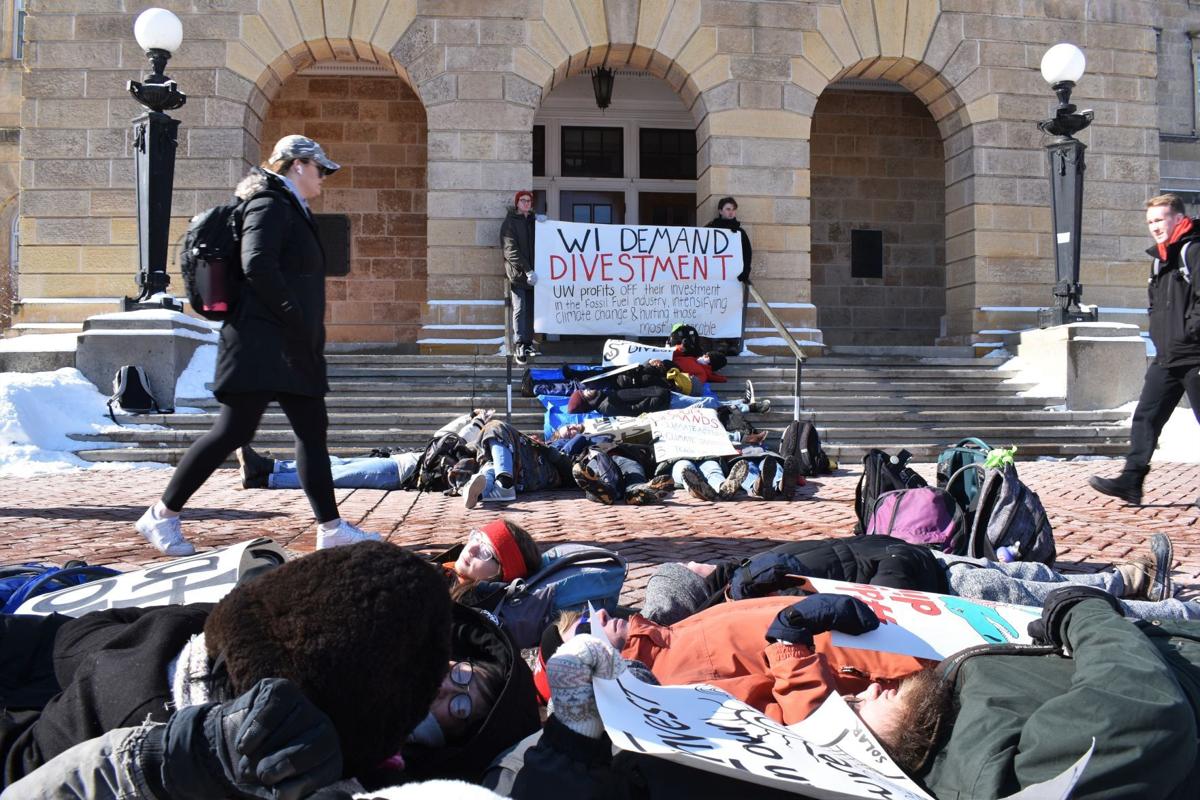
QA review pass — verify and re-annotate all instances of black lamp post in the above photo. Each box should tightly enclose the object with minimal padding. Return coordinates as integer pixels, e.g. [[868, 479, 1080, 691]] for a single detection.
[[125, 8, 186, 310], [592, 67, 614, 109], [1036, 42, 1098, 328]]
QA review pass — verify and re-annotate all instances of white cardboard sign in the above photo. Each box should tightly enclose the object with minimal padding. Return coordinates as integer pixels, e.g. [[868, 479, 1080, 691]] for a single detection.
[[601, 339, 675, 366], [534, 220, 744, 337], [650, 407, 738, 462], [15, 538, 287, 617]]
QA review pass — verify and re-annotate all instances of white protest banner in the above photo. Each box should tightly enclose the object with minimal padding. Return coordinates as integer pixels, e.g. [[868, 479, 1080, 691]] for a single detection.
[[650, 407, 738, 462], [799, 576, 1041, 660], [602, 338, 675, 366], [15, 538, 287, 616], [534, 220, 743, 338]]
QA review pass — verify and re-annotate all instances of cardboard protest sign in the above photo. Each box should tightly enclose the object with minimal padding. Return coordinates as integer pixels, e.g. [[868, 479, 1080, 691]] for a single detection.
[[15, 538, 287, 616], [602, 338, 675, 366], [534, 220, 743, 338], [650, 407, 738, 462], [799, 576, 1042, 660]]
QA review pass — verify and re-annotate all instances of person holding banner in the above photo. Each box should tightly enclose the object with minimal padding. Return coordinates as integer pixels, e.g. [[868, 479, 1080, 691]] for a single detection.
[[501, 190, 538, 365], [705, 197, 752, 355]]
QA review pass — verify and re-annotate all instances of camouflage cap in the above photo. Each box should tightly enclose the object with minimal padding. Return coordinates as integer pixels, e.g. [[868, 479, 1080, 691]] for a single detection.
[[269, 134, 340, 173]]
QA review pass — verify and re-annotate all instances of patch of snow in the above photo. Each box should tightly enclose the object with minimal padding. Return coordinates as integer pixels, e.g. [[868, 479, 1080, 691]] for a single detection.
[[0, 333, 80, 352], [1152, 405, 1200, 463], [176, 345, 216, 400], [982, 347, 1012, 360], [1035, 455, 1064, 461], [173, 406, 208, 414], [1070, 455, 1118, 461]]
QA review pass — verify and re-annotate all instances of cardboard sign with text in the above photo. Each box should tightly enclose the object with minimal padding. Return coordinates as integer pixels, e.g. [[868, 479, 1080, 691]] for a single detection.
[[799, 576, 1042, 660], [650, 407, 738, 462], [602, 339, 675, 366], [534, 220, 743, 337], [15, 539, 287, 616]]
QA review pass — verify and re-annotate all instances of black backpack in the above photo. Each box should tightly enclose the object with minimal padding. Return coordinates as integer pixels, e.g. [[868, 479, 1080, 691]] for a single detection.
[[180, 199, 245, 321], [409, 432, 476, 492], [107, 365, 163, 421], [781, 420, 832, 476], [853, 448, 927, 535]]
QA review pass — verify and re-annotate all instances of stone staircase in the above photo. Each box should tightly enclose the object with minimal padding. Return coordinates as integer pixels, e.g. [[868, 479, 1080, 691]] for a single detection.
[[70, 352, 1132, 465]]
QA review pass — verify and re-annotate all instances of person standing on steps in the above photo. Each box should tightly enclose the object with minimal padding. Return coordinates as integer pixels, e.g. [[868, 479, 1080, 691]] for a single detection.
[[1091, 193, 1200, 505], [501, 190, 538, 366], [705, 196, 752, 356], [135, 135, 381, 556]]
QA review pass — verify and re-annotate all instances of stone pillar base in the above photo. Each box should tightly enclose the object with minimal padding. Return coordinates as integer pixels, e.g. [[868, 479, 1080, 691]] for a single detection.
[[1002, 322, 1146, 411], [75, 310, 219, 411]]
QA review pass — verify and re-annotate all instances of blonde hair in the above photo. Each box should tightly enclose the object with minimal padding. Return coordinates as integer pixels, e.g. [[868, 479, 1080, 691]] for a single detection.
[[1147, 194, 1186, 215], [556, 609, 585, 637]]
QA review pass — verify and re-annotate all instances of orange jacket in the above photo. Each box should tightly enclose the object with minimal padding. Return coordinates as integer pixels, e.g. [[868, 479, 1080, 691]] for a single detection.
[[620, 596, 929, 724]]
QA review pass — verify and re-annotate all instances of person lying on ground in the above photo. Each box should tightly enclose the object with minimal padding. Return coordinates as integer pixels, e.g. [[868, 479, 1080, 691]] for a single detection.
[[663, 448, 796, 502], [462, 418, 574, 508], [235, 409, 492, 491], [638, 532, 1185, 627], [0, 542, 452, 795], [670, 349, 729, 385], [547, 423, 675, 505], [430, 518, 543, 611]]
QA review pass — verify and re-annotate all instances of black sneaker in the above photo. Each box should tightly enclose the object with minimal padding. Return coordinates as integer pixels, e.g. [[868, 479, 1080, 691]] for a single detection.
[[754, 458, 778, 500], [572, 462, 618, 505], [512, 346, 528, 366], [743, 379, 756, 406], [236, 446, 273, 489], [680, 465, 718, 502], [780, 456, 800, 500]]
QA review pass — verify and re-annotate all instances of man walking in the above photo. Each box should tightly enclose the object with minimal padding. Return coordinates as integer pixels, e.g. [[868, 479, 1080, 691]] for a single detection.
[[1091, 193, 1200, 504], [501, 190, 537, 365]]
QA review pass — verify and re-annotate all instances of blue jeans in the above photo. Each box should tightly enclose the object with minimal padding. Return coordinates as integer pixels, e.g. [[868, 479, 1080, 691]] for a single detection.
[[490, 442, 514, 479], [271, 455, 408, 490], [671, 459, 725, 491], [741, 458, 782, 493]]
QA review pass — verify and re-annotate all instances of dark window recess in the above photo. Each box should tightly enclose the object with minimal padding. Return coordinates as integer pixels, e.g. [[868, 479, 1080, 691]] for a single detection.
[[850, 229, 884, 280], [532, 125, 545, 177], [639, 128, 696, 180], [561, 126, 623, 178], [314, 214, 351, 277]]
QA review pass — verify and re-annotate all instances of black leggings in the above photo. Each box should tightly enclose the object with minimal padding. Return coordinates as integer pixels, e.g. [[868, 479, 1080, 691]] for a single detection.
[[161, 391, 338, 523]]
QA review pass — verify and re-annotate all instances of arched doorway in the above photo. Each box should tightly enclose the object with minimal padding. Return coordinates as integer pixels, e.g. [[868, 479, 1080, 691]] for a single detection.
[[810, 83, 946, 347], [258, 63, 428, 346]]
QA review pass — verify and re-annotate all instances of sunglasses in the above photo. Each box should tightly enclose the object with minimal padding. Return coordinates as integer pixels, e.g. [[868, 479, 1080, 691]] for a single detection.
[[448, 660, 475, 720], [301, 159, 331, 177]]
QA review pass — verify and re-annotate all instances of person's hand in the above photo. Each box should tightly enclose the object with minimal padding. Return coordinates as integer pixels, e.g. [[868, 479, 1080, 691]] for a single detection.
[[546, 633, 626, 739], [526, 270, 538, 286], [155, 677, 342, 800], [765, 594, 879, 646], [1027, 586, 1124, 650]]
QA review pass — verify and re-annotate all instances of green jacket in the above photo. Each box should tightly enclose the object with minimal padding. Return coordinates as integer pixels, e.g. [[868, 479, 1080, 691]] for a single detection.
[[922, 599, 1200, 799]]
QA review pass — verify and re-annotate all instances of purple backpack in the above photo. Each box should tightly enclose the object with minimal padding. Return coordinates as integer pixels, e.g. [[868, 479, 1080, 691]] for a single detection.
[[864, 486, 965, 550]]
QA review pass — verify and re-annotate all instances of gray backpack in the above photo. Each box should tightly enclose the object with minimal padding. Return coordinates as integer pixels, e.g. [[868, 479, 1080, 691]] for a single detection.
[[964, 463, 1056, 565]]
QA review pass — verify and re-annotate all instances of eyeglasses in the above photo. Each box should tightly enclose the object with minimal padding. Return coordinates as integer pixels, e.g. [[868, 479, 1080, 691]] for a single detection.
[[466, 530, 497, 564], [448, 660, 475, 720]]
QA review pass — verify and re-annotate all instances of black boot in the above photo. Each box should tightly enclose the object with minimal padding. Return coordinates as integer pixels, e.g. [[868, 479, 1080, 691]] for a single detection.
[[1088, 468, 1146, 505]]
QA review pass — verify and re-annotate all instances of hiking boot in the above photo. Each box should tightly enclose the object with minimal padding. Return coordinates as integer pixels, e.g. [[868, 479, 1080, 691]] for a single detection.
[[1116, 533, 1174, 601], [463, 472, 487, 509], [747, 399, 771, 414], [753, 458, 778, 501], [680, 465, 718, 502], [718, 460, 750, 501], [316, 519, 382, 549], [647, 474, 676, 493], [236, 445, 273, 489], [625, 484, 664, 505], [135, 506, 195, 557], [573, 461, 618, 505], [1088, 469, 1145, 505]]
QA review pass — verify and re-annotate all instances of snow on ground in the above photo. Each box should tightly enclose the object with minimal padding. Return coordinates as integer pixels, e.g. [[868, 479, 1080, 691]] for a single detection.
[[1152, 404, 1200, 463], [176, 344, 216, 400], [0, 368, 168, 477]]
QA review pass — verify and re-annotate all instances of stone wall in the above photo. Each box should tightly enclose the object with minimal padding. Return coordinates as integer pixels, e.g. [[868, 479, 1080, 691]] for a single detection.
[[811, 88, 945, 346], [261, 74, 427, 344]]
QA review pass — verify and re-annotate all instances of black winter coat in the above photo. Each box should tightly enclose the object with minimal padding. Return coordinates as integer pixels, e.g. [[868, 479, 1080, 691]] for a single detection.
[[501, 208, 535, 288], [213, 169, 328, 398], [705, 216, 752, 282], [1146, 227, 1200, 368]]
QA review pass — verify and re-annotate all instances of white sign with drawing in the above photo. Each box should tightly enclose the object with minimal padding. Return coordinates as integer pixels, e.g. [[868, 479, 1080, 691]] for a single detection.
[[534, 220, 744, 337], [15, 539, 287, 617], [601, 339, 675, 366], [650, 407, 738, 462]]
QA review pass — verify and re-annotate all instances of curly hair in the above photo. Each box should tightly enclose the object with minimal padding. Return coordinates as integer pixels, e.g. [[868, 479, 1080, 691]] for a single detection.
[[203, 542, 452, 776]]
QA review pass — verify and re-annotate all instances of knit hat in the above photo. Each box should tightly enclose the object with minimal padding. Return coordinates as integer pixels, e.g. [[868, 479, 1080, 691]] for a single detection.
[[514, 190, 534, 206], [639, 562, 711, 627], [479, 519, 530, 582]]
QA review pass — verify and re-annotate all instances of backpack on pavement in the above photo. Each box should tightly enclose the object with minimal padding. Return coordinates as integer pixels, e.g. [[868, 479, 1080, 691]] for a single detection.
[[957, 462, 1056, 565], [864, 486, 965, 551], [853, 448, 927, 535], [781, 420, 832, 477], [936, 437, 992, 511], [1, 562, 122, 614], [493, 544, 627, 649], [179, 199, 246, 321], [107, 365, 163, 421], [408, 432, 476, 492]]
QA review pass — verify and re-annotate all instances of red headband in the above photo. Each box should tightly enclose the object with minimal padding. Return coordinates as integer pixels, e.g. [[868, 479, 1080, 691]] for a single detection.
[[481, 519, 528, 582]]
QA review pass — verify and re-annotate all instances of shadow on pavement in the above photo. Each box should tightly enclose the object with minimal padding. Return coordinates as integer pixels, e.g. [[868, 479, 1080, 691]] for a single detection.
[[0, 506, 287, 521]]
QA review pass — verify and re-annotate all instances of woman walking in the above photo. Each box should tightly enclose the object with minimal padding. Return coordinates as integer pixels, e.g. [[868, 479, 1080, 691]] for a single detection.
[[136, 135, 379, 554]]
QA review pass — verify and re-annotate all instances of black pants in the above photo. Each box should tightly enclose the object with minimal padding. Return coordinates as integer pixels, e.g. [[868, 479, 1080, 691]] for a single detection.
[[1126, 362, 1200, 470], [162, 391, 338, 522]]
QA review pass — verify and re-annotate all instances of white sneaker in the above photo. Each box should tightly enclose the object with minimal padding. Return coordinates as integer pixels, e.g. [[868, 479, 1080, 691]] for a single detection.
[[482, 484, 517, 503], [135, 506, 196, 557], [316, 519, 382, 549], [463, 472, 488, 509]]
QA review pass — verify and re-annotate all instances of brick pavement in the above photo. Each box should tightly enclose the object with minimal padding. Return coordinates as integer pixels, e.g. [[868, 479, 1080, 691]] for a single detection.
[[1, 461, 1197, 607]]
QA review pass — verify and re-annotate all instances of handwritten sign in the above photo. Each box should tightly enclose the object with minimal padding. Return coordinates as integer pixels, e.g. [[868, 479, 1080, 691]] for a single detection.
[[602, 339, 675, 366], [534, 220, 744, 337], [15, 539, 287, 616], [801, 577, 1041, 660], [650, 407, 738, 462]]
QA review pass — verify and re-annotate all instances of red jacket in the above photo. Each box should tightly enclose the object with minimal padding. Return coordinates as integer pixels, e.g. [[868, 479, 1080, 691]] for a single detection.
[[671, 350, 727, 383], [620, 596, 928, 724]]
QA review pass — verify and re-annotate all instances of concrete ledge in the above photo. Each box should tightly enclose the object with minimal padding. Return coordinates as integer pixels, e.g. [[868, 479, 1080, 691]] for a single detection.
[[1002, 322, 1145, 410]]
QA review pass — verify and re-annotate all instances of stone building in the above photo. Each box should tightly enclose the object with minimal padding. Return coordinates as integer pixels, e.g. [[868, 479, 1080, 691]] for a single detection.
[[3, 0, 1200, 352]]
